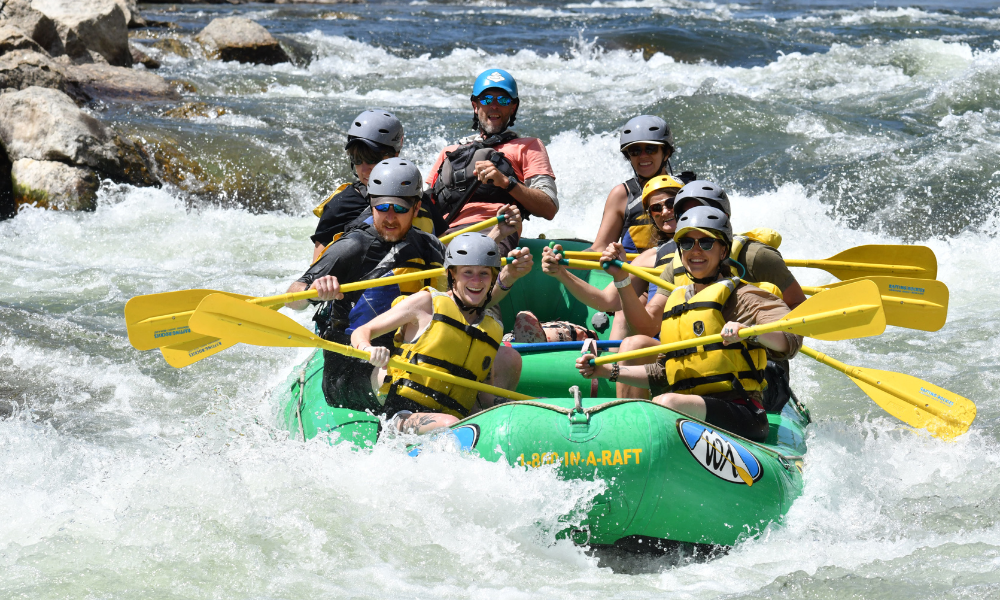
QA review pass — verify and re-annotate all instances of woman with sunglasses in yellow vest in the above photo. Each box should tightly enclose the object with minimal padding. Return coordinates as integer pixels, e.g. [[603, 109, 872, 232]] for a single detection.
[[575, 207, 802, 442]]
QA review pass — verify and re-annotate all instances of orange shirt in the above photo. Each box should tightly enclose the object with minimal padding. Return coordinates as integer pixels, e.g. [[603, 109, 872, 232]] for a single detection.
[[426, 135, 555, 228]]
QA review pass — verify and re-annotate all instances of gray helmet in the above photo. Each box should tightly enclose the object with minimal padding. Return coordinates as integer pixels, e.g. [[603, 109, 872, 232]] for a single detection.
[[367, 158, 422, 198], [673, 206, 733, 245], [346, 109, 404, 153], [674, 180, 731, 216], [619, 115, 674, 153], [444, 232, 502, 269]]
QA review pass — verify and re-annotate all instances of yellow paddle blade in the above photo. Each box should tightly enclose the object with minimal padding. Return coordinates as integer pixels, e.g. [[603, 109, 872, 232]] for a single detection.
[[781, 279, 886, 341], [189, 293, 536, 401], [802, 276, 949, 332], [800, 346, 975, 440], [850, 368, 975, 440], [189, 294, 322, 349], [160, 336, 238, 368], [785, 244, 936, 281], [125, 289, 254, 351]]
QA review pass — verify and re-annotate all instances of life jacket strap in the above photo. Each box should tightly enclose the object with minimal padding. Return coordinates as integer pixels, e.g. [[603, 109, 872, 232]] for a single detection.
[[431, 313, 501, 350], [399, 349, 478, 383], [387, 378, 470, 417], [661, 301, 725, 321]]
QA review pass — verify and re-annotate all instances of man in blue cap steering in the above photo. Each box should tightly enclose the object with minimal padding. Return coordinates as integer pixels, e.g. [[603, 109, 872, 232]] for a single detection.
[[427, 68, 559, 255]]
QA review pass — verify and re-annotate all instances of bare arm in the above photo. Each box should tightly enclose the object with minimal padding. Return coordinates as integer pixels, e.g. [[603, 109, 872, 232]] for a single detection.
[[541, 244, 622, 312], [602, 243, 663, 337], [284, 276, 342, 311], [575, 353, 650, 389], [488, 247, 533, 306], [474, 160, 558, 220], [350, 290, 433, 351], [584, 184, 627, 252]]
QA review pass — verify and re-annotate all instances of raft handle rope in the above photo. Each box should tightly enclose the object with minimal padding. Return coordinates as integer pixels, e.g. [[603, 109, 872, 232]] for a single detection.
[[296, 368, 307, 442]]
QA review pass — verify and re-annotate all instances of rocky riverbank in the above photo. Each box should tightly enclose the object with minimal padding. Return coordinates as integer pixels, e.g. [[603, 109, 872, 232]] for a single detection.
[[0, 0, 312, 218]]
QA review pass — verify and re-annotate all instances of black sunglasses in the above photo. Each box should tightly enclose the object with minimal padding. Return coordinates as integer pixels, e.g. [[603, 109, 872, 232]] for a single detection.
[[647, 200, 674, 213], [476, 94, 514, 106], [626, 144, 662, 157], [678, 237, 719, 252]]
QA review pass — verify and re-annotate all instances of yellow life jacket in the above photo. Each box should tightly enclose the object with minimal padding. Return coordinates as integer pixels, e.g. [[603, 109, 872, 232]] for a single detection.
[[669, 228, 784, 298], [659, 277, 767, 397], [381, 288, 503, 417]]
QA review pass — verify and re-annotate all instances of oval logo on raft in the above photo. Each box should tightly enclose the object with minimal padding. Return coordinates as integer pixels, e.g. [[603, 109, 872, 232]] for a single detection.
[[677, 420, 763, 485]]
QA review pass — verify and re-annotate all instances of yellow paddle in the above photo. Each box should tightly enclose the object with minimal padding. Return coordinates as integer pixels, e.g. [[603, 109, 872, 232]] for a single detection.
[[799, 346, 975, 439], [125, 267, 446, 352], [560, 244, 937, 281], [187, 293, 536, 401], [127, 216, 506, 353], [581, 257, 970, 439], [593, 280, 887, 366], [801, 276, 949, 332]]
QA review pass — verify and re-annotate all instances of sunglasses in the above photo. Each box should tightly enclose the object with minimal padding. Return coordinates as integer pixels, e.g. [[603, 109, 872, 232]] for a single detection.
[[678, 237, 719, 252], [626, 144, 662, 157], [476, 94, 514, 106], [647, 200, 674, 213], [373, 203, 411, 214]]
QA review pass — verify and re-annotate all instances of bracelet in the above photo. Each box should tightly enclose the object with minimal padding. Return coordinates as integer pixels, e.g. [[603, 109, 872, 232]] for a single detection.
[[613, 275, 632, 289], [497, 275, 511, 291], [609, 362, 620, 383]]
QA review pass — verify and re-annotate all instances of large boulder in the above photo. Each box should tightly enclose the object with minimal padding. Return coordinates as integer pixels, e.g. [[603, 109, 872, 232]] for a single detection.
[[64, 63, 179, 101], [0, 24, 44, 55], [0, 86, 154, 185], [0, 50, 70, 94], [195, 17, 290, 65], [30, 0, 131, 66], [0, 0, 61, 54], [10, 157, 99, 211], [111, 0, 144, 28]]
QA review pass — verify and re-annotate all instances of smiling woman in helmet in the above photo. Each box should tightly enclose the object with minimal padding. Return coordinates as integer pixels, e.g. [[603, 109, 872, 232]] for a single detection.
[[584, 115, 692, 254], [575, 207, 802, 442], [350, 233, 534, 435]]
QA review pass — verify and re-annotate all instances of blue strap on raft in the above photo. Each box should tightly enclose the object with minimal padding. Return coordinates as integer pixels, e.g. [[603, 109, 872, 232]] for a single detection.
[[510, 340, 623, 353]]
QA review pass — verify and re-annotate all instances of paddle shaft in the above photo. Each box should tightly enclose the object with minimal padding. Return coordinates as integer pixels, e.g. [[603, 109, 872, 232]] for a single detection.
[[135, 267, 448, 329], [439, 214, 503, 244], [799, 346, 964, 426], [593, 304, 880, 365]]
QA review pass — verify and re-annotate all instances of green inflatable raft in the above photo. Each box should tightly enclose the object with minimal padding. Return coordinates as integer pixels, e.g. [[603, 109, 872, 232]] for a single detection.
[[277, 238, 810, 549]]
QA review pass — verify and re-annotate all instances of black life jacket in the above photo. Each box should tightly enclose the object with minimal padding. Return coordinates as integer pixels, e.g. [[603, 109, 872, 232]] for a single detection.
[[431, 130, 527, 223], [313, 222, 445, 338]]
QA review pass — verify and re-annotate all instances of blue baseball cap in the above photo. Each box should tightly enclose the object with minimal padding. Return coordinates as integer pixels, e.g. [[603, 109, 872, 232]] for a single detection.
[[472, 69, 518, 99]]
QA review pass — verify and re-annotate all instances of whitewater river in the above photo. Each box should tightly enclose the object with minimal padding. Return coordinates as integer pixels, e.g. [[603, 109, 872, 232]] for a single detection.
[[3, 0, 1000, 597]]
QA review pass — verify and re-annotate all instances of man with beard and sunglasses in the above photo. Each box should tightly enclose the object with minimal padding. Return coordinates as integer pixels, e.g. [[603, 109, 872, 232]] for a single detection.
[[309, 110, 444, 262], [426, 68, 559, 256], [285, 158, 447, 411]]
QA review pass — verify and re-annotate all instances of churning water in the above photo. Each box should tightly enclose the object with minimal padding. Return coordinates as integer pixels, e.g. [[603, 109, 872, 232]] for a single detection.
[[2, 1, 1000, 597]]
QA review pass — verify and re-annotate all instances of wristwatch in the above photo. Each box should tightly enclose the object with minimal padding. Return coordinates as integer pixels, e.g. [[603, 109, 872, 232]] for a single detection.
[[505, 176, 519, 192], [613, 276, 632, 289]]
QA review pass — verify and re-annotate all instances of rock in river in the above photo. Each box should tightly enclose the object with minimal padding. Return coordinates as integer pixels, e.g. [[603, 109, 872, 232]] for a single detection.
[[195, 17, 290, 65], [10, 157, 99, 211], [65, 63, 179, 101], [30, 0, 131, 66]]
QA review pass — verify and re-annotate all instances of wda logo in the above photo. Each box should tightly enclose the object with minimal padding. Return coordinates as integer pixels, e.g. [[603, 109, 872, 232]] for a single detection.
[[677, 420, 762, 485]]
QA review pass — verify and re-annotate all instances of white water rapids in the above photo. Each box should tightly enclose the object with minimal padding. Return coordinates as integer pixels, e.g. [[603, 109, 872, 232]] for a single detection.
[[3, 2, 1000, 597]]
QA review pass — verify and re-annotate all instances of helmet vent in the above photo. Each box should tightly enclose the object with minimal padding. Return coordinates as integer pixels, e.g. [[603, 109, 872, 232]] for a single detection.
[[401, 180, 412, 185], [649, 126, 660, 131], [378, 128, 389, 133], [457, 250, 468, 255], [372, 179, 381, 185], [707, 215, 719, 221], [623, 128, 632, 134], [354, 121, 362, 127]]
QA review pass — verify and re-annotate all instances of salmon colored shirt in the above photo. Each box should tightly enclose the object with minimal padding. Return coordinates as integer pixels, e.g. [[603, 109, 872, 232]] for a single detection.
[[426, 135, 556, 228]]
